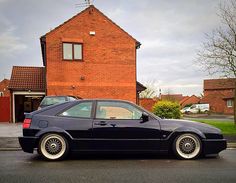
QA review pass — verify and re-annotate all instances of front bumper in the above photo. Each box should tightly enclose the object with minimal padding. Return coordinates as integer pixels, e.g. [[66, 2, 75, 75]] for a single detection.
[[18, 137, 39, 153], [202, 139, 227, 155]]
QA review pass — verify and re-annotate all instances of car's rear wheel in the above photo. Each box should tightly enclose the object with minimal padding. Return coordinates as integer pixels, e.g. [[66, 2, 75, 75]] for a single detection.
[[173, 133, 202, 160], [39, 133, 69, 161]]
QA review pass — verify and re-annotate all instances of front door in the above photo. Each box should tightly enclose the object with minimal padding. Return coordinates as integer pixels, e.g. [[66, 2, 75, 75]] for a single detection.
[[92, 101, 161, 150]]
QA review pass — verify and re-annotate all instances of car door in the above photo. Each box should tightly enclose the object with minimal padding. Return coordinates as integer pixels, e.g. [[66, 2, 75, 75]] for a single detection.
[[57, 101, 94, 150], [92, 101, 161, 150]]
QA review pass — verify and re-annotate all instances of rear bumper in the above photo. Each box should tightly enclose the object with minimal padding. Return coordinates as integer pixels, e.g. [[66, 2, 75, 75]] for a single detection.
[[18, 137, 39, 153], [202, 139, 227, 155]]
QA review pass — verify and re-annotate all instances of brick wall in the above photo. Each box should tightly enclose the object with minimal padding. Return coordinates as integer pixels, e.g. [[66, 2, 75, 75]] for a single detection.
[[202, 90, 234, 114], [140, 98, 158, 112], [45, 6, 137, 103]]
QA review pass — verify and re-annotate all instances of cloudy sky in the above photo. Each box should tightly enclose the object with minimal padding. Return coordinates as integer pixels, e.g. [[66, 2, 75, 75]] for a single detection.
[[0, 0, 223, 96]]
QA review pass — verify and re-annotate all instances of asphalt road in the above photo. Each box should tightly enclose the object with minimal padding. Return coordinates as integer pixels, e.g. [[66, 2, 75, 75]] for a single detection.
[[0, 150, 236, 183]]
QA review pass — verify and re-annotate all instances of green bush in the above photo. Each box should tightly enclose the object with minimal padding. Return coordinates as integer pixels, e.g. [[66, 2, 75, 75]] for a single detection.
[[152, 100, 181, 119]]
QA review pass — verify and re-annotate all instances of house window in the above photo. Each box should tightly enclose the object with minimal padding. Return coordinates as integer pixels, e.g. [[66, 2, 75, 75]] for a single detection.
[[226, 99, 233, 108], [63, 43, 82, 60]]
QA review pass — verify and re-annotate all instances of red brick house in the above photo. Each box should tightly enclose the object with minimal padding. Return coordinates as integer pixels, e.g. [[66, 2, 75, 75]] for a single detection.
[[179, 95, 200, 108], [160, 94, 185, 102], [40, 5, 141, 103], [7, 5, 145, 122], [201, 78, 235, 114], [0, 79, 10, 97]]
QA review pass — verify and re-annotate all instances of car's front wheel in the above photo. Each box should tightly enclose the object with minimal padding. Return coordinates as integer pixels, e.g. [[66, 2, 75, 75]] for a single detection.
[[173, 133, 202, 160], [38, 133, 69, 161]]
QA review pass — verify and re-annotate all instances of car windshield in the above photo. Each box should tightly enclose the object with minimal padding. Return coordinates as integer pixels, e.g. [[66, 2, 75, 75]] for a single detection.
[[41, 97, 66, 106]]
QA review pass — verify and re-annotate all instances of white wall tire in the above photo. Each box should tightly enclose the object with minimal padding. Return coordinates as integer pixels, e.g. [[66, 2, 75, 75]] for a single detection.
[[173, 133, 202, 160], [39, 134, 69, 161]]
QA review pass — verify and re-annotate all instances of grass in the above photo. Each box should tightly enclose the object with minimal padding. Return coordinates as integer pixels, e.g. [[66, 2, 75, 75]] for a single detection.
[[192, 119, 236, 135]]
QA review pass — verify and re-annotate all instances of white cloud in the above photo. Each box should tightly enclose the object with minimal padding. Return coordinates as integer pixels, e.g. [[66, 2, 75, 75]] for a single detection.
[[0, 24, 27, 55]]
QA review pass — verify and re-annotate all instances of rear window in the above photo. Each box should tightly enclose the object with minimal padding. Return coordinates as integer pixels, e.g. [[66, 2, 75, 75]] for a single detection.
[[59, 102, 92, 118], [41, 97, 66, 106], [68, 97, 77, 101]]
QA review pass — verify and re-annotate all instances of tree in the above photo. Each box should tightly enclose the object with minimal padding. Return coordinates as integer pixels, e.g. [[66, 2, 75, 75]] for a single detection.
[[139, 81, 158, 98], [197, 0, 236, 124]]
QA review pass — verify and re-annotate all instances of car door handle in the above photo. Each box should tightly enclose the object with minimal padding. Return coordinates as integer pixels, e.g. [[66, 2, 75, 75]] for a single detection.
[[94, 121, 107, 126]]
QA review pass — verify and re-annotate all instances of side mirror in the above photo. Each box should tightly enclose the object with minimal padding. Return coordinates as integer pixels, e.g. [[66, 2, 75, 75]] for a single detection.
[[141, 112, 149, 123]]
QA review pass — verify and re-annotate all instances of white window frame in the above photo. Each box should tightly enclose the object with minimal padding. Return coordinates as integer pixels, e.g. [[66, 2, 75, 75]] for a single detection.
[[62, 42, 83, 61], [226, 99, 233, 108]]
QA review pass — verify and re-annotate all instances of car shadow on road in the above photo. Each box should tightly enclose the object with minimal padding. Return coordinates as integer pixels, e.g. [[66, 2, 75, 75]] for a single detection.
[[29, 151, 219, 162]]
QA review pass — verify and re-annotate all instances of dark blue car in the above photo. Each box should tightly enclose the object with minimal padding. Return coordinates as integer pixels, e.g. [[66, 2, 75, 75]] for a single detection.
[[19, 99, 226, 160]]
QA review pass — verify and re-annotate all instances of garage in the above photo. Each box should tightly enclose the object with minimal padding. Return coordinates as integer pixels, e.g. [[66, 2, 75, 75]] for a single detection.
[[8, 66, 46, 123], [12, 92, 44, 122]]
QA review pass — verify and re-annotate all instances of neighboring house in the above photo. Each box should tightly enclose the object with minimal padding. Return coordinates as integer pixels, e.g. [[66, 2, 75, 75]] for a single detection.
[[180, 95, 200, 108], [160, 94, 185, 102], [0, 79, 10, 97], [201, 78, 235, 114], [8, 66, 45, 122], [40, 5, 141, 104]]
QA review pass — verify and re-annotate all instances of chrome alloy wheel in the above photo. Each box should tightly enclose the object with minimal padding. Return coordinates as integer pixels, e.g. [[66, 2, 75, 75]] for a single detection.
[[175, 134, 201, 159], [40, 134, 67, 160]]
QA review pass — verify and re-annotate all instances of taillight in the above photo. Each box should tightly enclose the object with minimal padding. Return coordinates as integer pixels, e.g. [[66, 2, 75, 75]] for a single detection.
[[23, 118, 32, 129]]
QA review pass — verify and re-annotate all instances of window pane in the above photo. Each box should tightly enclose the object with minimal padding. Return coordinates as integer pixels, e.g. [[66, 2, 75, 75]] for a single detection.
[[41, 97, 66, 106], [227, 100, 233, 107], [63, 43, 72, 60], [96, 102, 142, 120], [60, 102, 92, 118], [74, 44, 82, 59]]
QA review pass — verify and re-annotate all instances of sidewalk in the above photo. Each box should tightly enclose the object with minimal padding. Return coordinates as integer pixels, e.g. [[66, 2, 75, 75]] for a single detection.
[[0, 122, 22, 149], [0, 122, 22, 137], [0, 122, 235, 150]]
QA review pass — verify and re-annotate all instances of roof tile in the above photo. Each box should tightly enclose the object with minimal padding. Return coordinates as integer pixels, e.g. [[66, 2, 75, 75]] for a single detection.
[[8, 66, 45, 91], [204, 78, 236, 90]]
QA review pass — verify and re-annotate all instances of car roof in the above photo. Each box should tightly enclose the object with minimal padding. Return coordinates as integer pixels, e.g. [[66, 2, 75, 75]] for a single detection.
[[76, 99, 135, 103], [44, 96, 75, 97]]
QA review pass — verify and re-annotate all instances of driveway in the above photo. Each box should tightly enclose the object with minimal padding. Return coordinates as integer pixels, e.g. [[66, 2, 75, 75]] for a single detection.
[[0, 122, 22, 137]]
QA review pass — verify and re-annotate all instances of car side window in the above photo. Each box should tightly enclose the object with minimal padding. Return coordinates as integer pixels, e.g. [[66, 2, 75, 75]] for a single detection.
[[96, 101, 142, 120], [60, 102, 92, 118]]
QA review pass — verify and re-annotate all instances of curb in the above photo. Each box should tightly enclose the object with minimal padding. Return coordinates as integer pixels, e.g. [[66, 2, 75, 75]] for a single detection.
[[227, 143, 236, 148], [0, 148, 22, 151]]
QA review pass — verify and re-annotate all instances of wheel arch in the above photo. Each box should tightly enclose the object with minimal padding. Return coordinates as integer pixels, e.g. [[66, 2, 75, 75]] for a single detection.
[[166, 127, 206, 153], [35, 127, 73, 145]]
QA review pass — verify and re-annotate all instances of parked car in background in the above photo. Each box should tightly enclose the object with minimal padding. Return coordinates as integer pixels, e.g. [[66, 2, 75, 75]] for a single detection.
[[181, 104, 210, 114], [180, 106, 191, 114], [19, 99, 226, 161], [38, 96, 77, 110]]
